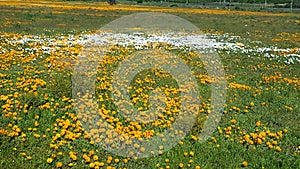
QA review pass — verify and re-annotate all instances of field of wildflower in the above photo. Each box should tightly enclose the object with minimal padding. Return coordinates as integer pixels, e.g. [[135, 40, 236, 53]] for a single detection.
[[0, 0, 299, 169]]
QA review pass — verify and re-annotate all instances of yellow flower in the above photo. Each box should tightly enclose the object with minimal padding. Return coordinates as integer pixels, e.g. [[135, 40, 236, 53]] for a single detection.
[[89, 150, 95, 156], [275, 146, 281, 152], [123, 158, 128, 164], [33, 133, 40, 138], [140, 147, 145, 152], [93, 155, 98, 161], [268, 144, 274, 149], [179, 163, 184, 168], [230, 119, 237, 123], [242, 161, 248, 167], [256, 138, 263, 144], [56, 162, 63, 168], [98, 162, 104, 167], [70, 154, 77, 161], [47, 158, 53, 163], [83, 154, 91, 163], [191, 135, 198, 141], [89, 162, 95, 168]]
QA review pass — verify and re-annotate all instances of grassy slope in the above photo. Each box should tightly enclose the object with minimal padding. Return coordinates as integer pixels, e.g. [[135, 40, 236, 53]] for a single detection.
[[0, 1, 299, 169]]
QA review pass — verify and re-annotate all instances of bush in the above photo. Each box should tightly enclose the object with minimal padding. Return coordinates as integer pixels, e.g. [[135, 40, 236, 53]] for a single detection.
[[170, 4, 179, 7]]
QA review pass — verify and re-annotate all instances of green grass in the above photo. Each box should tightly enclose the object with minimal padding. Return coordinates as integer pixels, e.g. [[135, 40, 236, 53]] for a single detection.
[[0, 1, 299, 169]]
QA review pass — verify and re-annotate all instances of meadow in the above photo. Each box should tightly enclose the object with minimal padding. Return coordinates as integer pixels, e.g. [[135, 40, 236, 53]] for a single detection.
[[0, 0, 299, 168]]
